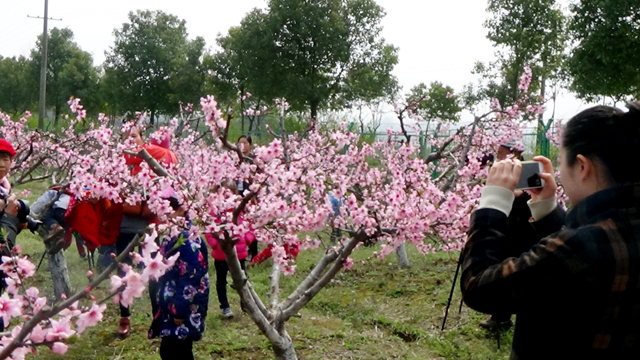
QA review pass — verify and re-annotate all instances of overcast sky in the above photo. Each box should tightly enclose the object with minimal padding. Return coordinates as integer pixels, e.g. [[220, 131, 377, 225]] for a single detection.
[[1, 0, 598, 128]]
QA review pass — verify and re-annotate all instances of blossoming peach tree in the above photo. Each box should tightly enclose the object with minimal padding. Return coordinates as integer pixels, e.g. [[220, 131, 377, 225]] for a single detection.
[[145, 69, 539, 360], [0, 68, 545, 359], [0, 98, 189, 358]]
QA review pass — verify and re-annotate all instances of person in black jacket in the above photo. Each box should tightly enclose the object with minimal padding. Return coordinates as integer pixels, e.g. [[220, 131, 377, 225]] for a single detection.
[[478, 141, 539, 330], [462, 102, 640, 359]]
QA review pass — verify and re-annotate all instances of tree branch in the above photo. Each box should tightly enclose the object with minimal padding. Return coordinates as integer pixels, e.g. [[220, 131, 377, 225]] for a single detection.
[[0, 234, 142, 359], [123, 148, 172, 178], [280, 230, 368, 320]]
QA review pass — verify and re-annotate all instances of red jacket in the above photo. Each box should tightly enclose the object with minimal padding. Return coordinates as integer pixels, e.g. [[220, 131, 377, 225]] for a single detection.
[[252, 241, 300, 265], [125, 144, 177, 175], [65, 197, 123, 251], [66, 144, 177, 250], [205, 213, 255, 261]]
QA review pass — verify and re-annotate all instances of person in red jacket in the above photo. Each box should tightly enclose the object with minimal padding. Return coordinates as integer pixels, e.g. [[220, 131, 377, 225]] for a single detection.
[[204, 182, 255, 318]]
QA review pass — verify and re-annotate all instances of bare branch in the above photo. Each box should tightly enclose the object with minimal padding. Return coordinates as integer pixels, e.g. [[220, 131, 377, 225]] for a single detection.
[[280, 230, 368, 320]]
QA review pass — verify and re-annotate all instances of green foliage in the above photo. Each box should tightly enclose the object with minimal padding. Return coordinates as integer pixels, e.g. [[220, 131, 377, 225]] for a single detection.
[[567, 0, 640, 102], [104, 10, 206, 123], [171, 36, 207, 108], [407, 81, 462, 123], [477, 0, 566, 105], [212, 0, 399, 120], [0, 55, 36, 115], [30, 28, 100, 122]]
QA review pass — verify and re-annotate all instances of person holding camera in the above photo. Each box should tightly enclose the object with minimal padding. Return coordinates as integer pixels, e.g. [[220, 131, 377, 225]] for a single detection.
[[461, 102, 640, 359], [477, 142, 538, 330], [0, 140, 40, 236], [0, 140, 27, 331], [0, 140, 21, 248]]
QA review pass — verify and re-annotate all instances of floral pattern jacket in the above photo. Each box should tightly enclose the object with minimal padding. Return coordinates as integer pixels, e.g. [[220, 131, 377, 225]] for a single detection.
[[148, 231, 209, 341]]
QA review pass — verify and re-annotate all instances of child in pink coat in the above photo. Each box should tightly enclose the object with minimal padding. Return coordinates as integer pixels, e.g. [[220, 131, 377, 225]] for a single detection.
[[204, 183, 255, 318]]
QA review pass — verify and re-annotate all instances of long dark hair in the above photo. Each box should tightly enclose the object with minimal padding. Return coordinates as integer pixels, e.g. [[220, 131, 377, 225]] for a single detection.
[[563, 101, 640, 185]]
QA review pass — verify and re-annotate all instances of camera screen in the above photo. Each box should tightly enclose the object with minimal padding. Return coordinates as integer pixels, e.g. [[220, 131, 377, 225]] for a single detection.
[[516, 162, 543, 190]]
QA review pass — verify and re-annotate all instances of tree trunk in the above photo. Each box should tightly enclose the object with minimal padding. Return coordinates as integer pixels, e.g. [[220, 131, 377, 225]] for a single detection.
[[310, 99, 319, 123], [248, 116, 255, 132], [537, 69, 547, 151], [150, 108, 156, 126], [218, 236, 299, 360], [240, 85, 245, 133], [395, 243, 410, 268], [273, 334, 298, 360], [54, 105, 60, 127]]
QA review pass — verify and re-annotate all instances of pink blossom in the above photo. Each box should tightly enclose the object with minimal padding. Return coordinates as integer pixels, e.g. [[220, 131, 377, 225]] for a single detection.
[[141, 230, 160, 256], [76, 302, 107, 334], [0, 294, 21, 325], [140, 251, 175, 282], [51, 342, 68, 355], [4, 278, 20, 295], [29, 324, 47, 343], [45, 318, 75, 341], [343, 257, 354, 270], [110, 275, 123, 292], [120, 271, 145, 308], [518, 66, 533, 92]]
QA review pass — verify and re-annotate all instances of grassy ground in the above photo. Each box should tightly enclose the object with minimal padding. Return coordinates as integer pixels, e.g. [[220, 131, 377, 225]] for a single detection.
[[14, 184, 512, 359]]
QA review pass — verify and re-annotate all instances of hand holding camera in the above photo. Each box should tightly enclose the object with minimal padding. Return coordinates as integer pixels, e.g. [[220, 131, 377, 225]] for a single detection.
[[486, 156, 556, 199], [486, 159, 522, 191], [527, 156, 557, 202], [0, 193, 20, 217], [0, 193, 42, 233]]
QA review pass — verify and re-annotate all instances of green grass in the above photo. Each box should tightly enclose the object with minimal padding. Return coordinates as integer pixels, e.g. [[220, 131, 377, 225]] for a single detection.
[[14, 184, 512, 359], [16, 248, 512, 358]]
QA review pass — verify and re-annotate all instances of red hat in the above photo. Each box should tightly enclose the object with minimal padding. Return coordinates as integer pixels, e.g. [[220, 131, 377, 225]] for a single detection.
[[150, 131, 171, 149], [0, 139, 16, 157]]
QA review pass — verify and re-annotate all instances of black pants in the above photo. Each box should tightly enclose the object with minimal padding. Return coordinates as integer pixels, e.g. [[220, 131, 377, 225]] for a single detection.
[[214, 259, 246, 309], [160, 336, 193, 360], [248, 241, 258, 260]]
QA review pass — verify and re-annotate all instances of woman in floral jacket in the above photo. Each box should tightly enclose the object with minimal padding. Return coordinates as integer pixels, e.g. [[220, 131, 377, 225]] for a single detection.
[[149, 222, 209, 360]]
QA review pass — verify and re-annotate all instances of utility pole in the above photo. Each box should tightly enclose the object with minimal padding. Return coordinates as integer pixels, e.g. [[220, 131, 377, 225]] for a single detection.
[[28, 0, 62, 130]]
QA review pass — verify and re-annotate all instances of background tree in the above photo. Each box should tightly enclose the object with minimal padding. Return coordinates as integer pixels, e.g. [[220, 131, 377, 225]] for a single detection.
[[477, 0, 566, 104], [0, 55, 36, 116], [170, 36, 207, 108], [407, 82, 461, 125], [30, 28, 99, 124], [567, 0, 640, 103], [104, 10, 205, 124], [213, 0, 399, 122], [477, 0, 566, 153]]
